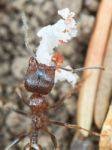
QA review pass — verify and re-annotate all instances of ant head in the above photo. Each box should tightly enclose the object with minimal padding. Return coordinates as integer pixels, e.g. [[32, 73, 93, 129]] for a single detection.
[[25, 56, 56, 94]]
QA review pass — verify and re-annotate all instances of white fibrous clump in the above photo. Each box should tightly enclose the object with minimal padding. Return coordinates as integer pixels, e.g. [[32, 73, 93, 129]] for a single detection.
[[36, 8, 77, 65], [36, 8, 79, 86], [55, 66, 79, 87]]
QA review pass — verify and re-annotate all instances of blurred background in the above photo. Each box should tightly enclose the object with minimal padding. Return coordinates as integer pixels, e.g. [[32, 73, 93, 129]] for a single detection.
[[0, 0, 100, 150]]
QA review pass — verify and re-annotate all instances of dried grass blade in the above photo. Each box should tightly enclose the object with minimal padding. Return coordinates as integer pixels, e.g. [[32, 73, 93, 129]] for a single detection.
[[99, 102, 112, 150], [77, 0, 112, 136], [94, 24, 112, 129]]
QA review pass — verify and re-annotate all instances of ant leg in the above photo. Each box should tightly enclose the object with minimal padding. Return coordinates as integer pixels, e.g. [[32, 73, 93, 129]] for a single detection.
[[50, 120, 100, 137], [49, 90, 73, 110], [49, 74, 90, 110], [50, 73, 89, 110], [5, 132, 29, 150], [49, 73, 92, 110], [44, 129, 58, 149], [11, 108, 29, 116], [16, 86, 30, 107]]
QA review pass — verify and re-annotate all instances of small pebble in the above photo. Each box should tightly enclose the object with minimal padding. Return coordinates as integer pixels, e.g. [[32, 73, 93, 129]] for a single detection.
[[11, 57, 29, 79], [54, 0, 83, 14], [85, 0, 99, 12], [70, 138, 95, 150]]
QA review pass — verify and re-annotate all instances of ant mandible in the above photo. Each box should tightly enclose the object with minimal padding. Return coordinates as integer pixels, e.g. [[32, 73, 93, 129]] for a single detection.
[[6, 53, 102, 150]]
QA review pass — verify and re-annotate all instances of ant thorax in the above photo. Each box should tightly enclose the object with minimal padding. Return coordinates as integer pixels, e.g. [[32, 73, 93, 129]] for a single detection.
[[29, 93, 49, 114]]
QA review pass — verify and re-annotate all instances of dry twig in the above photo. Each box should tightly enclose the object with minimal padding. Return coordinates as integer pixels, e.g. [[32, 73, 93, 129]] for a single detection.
[[77, 0, 112, 136], [99, 102, 112, 150], [94, 23, 112, 129]]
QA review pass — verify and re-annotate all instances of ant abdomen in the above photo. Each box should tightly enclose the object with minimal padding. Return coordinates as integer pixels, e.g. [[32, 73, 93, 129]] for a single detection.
[[24, 57, 56, 95]]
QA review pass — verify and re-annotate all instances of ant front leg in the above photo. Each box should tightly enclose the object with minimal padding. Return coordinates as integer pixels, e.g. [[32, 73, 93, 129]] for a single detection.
[[11, 108, 28, 116], [49, 90, 74, 110], [50, 120, 101, 137], [11, 91, 30, 117], [49, 79, 86, 110], [15, 85, 30, 107], [5, 132, 30, 150], [49, 68, 93, 109]]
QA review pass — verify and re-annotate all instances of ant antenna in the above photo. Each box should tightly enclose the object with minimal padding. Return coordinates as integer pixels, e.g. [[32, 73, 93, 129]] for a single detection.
[[21, 12, 34, 55], [60, 66, 104, 73]]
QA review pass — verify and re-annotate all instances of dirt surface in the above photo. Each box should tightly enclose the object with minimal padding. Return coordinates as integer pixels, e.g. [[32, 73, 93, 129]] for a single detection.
[[0, 0, 100, 150]]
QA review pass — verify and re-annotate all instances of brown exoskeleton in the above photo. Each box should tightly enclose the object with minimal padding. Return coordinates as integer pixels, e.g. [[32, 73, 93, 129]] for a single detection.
[[6, 53, 103, 150]]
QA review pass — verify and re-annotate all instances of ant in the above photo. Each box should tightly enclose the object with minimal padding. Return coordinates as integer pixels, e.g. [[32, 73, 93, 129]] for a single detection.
[[6, 12, 104, 150], [6, 53, 103, 150]]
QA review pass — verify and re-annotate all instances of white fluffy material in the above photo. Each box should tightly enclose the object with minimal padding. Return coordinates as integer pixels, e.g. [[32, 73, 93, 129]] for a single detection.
[[36, 8, 78, 86], [36, 8, 77, 65], [55, 66, 79, 87]]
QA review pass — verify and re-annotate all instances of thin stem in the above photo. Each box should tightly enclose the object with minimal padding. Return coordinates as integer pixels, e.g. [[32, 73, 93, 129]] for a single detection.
[[21, 12, 34, 55], [60, 66, 104, 73]]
